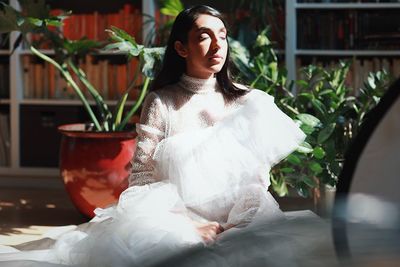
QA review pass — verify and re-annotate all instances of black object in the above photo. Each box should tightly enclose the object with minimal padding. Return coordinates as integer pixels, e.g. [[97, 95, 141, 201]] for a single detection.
[[333, 78, 400, 261]]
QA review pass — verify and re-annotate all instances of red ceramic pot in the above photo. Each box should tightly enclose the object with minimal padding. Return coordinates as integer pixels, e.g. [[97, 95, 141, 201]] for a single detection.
[[58, 124, 137, 218]]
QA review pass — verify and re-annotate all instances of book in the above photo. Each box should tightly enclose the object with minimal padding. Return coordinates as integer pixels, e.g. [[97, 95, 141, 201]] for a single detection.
[[298, 9, 400, 50]]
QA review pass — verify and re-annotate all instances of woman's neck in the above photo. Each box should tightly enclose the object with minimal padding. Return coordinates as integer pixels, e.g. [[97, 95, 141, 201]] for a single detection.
[[178, 73, 218, 94], [184, 70, 215, 80]]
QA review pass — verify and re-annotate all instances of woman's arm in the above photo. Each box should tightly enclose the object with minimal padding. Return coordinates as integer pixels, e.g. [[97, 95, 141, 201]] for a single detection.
[[129, 92, 168, 186]]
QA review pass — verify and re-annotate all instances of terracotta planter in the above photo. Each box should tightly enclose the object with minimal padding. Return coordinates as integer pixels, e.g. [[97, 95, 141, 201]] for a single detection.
[[58, 124, 137, 218]]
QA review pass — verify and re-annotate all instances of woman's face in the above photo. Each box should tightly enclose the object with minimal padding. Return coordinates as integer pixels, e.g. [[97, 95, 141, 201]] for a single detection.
[[175, 14, 228, 79]]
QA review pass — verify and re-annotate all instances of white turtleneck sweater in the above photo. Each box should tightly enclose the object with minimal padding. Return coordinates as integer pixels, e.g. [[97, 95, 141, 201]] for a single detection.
[[129, 74, 244, 186]]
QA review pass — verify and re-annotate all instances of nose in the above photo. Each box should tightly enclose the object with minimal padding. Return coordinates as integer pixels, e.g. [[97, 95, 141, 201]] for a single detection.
[[211, 37, 222, 52]]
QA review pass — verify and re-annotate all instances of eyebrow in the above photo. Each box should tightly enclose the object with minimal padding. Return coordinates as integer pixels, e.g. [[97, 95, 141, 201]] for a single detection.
[[196, 26, 227, 33]]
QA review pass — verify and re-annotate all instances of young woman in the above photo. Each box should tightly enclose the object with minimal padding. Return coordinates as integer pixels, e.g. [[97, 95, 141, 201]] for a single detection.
[[0, 5, 305, 266]]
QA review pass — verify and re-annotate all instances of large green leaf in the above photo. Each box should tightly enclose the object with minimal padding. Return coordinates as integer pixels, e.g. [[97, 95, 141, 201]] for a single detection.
[[296, 113, 320, 128], [105, 26, 143, 56], [160, 0, 184, 17], [317, 123, 336, 143], [297, 141, 313, 154], [311, 98, 327, 117], [286, 154, 301, 165], [64, 38, 102, 56], [142, 47, 165, 78], [309, 162, 323, 175], [300, 124, 315, 135], [313, 146, 326, 159]]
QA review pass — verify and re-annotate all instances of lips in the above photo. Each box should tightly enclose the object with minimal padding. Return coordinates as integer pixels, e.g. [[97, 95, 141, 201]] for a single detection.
[[209, 55, 224, 60]]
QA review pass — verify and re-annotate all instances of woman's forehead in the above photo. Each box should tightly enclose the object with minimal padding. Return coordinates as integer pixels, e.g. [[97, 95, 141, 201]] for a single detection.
[[192, 14, 226, 32]]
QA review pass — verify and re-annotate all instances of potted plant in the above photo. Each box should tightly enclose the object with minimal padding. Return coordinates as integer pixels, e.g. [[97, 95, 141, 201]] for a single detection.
[[49, 30, 164, 217], [230, 29, 394, 216], [0, 0, 164, 217]]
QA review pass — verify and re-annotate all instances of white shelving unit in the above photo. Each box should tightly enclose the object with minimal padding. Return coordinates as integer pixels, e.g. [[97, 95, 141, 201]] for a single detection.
[[285, 1, 400, 83], [0, 0, 155, 180]]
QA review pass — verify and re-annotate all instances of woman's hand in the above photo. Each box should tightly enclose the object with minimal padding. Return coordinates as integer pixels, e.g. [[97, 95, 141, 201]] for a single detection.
[[193, 221, 224, 243]]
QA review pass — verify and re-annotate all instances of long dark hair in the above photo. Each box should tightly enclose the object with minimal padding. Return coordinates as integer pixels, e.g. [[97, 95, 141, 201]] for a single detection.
[[151, 5, 248, 100]]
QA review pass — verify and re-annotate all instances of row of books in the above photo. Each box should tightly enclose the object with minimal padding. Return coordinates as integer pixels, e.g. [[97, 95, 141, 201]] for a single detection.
[[22, 55, 141, 100], [0, 112, 10, 166], [298, 10, 400, 49], [296, 57, 400, 92], [24, 3, 142, 49], [0, 62, 10, 98]]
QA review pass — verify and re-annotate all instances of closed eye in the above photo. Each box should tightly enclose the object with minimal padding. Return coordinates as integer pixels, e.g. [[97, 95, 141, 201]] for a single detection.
[[199, 33, 210, 41]]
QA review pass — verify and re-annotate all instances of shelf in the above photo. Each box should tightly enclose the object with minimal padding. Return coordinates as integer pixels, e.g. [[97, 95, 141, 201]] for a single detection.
[[19, 49, 55, 55], [296, 3, 400, 9], [19, 49, 127, 56], [0, 0, 150, 179], [296, 49, 400, 56], [286, 1, 400, 85], [95, 50, 129, 56], [20, 99, 137, 106]]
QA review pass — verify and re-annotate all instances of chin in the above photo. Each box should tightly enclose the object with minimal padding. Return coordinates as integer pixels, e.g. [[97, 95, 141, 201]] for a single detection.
[[208, 65, 224, 74]]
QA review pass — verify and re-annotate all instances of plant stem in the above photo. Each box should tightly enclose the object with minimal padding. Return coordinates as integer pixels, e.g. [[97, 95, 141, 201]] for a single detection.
[[113, 64, 141, 129], [117, 76, 151, 131], [68, 59, 111, 131], [30, 46, 102, 131]]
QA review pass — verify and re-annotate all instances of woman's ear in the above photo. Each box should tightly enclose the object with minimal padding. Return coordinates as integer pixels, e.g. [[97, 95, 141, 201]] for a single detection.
[[174, 41, 188, 58]]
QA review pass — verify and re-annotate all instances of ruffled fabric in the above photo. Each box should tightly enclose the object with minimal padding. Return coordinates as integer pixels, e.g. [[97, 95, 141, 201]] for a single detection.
[[0, 88, 305, 266], [153, 89, 304, 225]]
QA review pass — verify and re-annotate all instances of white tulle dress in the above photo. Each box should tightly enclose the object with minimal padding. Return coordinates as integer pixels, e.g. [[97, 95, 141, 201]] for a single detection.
[[0, 74, 305, 266]]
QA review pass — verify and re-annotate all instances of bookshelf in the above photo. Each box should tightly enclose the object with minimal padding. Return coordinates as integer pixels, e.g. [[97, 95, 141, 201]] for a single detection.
[[0, 0, 154, 179], [3, 0, 400, 179], [286, 1, 400, 88]]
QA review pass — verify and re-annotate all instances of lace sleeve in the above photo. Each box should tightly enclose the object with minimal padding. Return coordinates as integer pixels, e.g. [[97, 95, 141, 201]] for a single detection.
[[128, 92, 167, 187]]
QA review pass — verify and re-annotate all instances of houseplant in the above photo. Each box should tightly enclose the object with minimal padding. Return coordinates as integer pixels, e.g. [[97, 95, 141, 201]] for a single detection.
[[2, 0, 393, 217], [230, 28, 393, 215], [51, 29, 164, 217], [0, 0, 164, 217]]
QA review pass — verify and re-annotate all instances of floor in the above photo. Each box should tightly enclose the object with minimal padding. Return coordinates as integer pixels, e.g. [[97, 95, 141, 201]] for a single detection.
[[0, 182, 315, 246], [0, 185, 87, 246]]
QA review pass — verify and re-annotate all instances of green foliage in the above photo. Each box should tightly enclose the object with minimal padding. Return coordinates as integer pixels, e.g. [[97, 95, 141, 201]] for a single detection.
[[160, 0, 184, 17], [30, 27, 161, 132], [230, 30, 394, 197], [230, 28, 287, 96], [1, 1, 161, 132], [0, 0, 64, 52], [2, 0, 394, 195]]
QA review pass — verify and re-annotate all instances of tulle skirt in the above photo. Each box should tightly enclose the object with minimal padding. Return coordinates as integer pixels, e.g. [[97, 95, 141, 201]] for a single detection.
[[0, 90, 306, 266]]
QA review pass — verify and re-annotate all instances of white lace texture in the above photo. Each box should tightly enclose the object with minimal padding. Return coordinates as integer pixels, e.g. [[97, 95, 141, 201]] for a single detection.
[[0, 74, 306, 267]]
